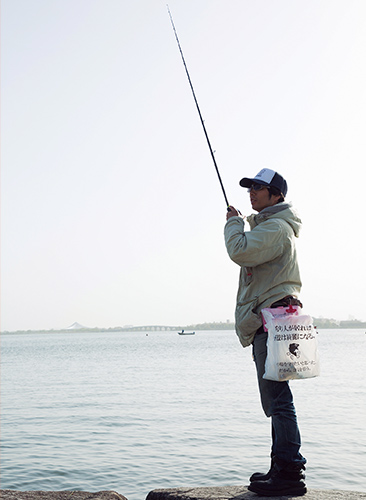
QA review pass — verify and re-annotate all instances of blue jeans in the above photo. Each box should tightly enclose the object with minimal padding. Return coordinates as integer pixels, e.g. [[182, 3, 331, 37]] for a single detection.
[[252, 326, 306, 467]]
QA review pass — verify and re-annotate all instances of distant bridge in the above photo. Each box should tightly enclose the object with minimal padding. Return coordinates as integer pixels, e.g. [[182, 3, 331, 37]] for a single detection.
[[120, 325, 183, 332]]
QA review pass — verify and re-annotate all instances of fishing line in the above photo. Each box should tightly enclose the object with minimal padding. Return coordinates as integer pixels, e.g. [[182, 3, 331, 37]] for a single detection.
[[167, 5, 230, 208]]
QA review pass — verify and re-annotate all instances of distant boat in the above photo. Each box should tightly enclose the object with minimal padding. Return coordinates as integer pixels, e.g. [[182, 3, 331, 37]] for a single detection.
[[178, 329, 195, 335]]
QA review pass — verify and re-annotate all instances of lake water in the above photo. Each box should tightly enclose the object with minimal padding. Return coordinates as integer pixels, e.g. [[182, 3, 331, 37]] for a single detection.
[[1, 329, 365, 499]]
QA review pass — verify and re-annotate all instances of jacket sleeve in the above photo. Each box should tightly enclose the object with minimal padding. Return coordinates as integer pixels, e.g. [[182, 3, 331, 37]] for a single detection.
[[224, 216, 288, 267]]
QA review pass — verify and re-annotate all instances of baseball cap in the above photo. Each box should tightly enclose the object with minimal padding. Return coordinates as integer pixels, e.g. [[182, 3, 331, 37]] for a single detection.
[[239, 168, 287, 197]]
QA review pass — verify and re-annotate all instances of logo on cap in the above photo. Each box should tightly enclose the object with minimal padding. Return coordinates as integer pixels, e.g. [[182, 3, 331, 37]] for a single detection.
[[254, 168, 276, 184]]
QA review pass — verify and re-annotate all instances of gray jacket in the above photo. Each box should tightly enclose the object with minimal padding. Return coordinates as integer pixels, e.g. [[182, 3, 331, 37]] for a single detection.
[[224, 202, 302, 348]]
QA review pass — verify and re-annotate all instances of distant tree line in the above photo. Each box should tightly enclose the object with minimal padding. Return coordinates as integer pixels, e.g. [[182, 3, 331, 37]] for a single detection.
[[312, 318, 366, 329]]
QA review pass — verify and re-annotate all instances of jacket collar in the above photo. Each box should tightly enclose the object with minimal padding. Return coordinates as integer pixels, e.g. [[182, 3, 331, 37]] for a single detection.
[[247, 202, 291, 229]]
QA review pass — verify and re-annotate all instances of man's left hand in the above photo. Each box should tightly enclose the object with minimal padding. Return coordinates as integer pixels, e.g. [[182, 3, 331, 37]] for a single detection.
[[226, 206, 242, 221]]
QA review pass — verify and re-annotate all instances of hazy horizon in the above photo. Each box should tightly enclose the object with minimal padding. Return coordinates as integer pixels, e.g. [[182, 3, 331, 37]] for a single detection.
[[2, 315, 365, 333]]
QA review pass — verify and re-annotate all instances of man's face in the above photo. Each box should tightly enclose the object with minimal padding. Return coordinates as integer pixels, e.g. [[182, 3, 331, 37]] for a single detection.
[[249, 185, 280, 212]]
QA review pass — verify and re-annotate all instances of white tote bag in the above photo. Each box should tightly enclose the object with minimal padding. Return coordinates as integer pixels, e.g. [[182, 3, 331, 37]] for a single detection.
[[261, 306, 320, 382]]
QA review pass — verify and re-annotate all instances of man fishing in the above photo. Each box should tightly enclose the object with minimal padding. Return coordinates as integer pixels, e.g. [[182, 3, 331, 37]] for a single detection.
[[167, 11, 307, 496], [224, 168, 307, 497]]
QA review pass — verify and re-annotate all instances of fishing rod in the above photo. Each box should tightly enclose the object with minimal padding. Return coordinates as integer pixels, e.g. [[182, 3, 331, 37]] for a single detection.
[[167, 5, 230, 208]]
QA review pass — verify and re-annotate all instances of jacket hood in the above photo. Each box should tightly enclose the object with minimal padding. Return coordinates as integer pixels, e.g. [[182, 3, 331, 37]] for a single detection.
[[247, 202, 302, 237]]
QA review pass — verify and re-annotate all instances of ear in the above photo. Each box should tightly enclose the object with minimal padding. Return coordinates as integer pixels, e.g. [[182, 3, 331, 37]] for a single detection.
[[269, 192, 282, 205]]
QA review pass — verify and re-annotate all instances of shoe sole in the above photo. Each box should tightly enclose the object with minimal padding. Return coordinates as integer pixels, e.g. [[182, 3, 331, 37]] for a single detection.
[[248, 484, 307, 497]]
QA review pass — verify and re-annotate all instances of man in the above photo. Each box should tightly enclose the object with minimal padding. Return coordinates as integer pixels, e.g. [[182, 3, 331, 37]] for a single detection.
[[224, 168, 307, 497]]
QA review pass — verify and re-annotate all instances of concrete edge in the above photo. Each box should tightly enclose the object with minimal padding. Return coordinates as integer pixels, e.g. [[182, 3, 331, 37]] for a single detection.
[[145, 485, 366, 500]]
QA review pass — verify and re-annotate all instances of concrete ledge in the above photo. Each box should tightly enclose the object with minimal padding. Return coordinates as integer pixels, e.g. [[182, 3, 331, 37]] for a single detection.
[[0, 492, 127, 500], [145, 485, 366, 500], [2, 487, 366, 500]]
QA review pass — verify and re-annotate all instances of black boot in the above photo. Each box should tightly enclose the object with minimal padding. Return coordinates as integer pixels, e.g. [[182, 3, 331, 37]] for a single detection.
[[249, 457, 275, 482], [248, 461, 306, 497]]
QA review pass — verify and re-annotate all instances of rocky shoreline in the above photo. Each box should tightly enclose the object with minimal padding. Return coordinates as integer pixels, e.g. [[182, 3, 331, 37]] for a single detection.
[[2, 486, 366, 500]]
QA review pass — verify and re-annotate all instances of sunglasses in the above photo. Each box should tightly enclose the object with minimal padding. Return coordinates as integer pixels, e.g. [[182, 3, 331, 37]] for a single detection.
[[247, 183, 269, 193]]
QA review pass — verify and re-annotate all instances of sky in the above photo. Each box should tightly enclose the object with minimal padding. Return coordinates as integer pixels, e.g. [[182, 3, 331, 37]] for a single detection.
[[1, 0, 366, 331]]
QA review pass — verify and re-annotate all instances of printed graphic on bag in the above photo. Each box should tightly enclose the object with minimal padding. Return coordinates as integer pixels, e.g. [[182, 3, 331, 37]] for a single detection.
[[288, 343, 300, 358]]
